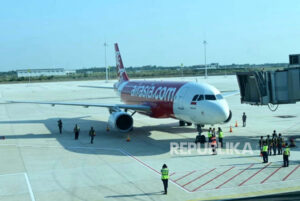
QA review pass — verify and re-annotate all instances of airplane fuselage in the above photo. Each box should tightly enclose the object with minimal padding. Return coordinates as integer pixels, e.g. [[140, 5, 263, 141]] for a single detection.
[[115, 80, 231, 125]]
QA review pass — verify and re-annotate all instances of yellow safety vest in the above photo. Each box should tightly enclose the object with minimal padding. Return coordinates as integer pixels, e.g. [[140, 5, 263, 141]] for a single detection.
[[161, 168, 169, 179], [262, 145, 268, 152], [208, 132, 212, 138], [284, 147, 290, 156], [219, 132, 224, 138]]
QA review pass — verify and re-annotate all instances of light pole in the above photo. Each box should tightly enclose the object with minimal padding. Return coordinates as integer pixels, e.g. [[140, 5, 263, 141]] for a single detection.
[[104, 42, 108, 82], [203, 40, 207, 79]]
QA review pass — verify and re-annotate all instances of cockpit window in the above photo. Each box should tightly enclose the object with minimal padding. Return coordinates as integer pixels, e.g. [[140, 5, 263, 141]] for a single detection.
[[205, 95, 216, 100], [197, 95, 204, 101], [192, 95, 199, 101], [216, 94, 223, 100]]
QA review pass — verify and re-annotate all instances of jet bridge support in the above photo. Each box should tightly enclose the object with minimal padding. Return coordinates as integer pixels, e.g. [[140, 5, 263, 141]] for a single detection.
[[236, 67, 300, 111]]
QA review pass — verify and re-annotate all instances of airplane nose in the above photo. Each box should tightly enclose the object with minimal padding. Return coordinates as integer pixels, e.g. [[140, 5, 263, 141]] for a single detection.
[[219, 106, 229, 122], [210, 103, 230, 123]]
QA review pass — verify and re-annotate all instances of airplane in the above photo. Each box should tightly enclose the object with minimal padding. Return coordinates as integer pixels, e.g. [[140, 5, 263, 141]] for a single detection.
[[8, 43, 235, 134]]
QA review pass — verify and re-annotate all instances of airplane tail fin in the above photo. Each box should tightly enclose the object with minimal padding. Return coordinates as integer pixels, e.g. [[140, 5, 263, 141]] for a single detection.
[[114, 43, 129, 82]]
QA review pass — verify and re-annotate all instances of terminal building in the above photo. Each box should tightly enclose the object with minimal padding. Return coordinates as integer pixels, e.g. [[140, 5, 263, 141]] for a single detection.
[[16, 68, 67, 78]]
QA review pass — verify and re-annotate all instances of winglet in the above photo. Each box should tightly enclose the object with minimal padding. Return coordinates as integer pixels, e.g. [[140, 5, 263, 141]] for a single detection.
[[115, 43, 129, 82]]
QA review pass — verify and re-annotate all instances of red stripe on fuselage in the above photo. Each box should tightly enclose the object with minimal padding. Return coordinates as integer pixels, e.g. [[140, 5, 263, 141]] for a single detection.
[[120, 81, 187, 118]]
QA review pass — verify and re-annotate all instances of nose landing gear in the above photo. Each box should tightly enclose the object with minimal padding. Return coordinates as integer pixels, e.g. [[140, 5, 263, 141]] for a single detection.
[[196, 124, 204, 135], [195, 124, 205, 144]]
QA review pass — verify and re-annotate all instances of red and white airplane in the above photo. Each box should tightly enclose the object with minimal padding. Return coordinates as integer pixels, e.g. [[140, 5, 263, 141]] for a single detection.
[[9, 43, 234, 133]]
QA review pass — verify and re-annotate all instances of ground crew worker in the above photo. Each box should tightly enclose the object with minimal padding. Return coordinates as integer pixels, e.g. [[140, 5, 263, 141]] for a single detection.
[[57, 119, 62, 134], [272, 135, 277, 155], [266, 135, 272, 156], [242, 112, 247, 127], [283, 143, 290, 167], [74, 124, 80, 140], [161, 164, 169, 194], [272, 130, 277, 137], [207, 127, 212, 143], [89, 126, 96, 144], [259, 136, 264, 150], [277, 133, 283, 154], [259, 136, 264, 156], [262, 143, 268, 163], [217, 127, 224, 148], [211, 134, 217, 155], [289, 138, 296, 147]]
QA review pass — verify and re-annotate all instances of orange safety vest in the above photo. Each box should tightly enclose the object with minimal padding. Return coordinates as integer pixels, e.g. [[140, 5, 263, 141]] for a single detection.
[[211, 137, 217, 145]]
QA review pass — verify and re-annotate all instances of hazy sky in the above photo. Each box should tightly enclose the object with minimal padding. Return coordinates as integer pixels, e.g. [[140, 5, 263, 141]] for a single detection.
[[0, 0, 300, 70]]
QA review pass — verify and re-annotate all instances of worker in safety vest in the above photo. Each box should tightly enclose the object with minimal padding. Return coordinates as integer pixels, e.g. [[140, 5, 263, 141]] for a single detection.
[[283, 143, 290, 167], [217, 127, 224, 148], [262, 143, 268, 163], [161, 164, 169, 194], [207, 127, 212, 143], [89, 126, 96, 144], [211, 134, 217, 155]]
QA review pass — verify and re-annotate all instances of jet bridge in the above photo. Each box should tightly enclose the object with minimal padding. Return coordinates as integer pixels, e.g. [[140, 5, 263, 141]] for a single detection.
[[236, 54, 300, 111]]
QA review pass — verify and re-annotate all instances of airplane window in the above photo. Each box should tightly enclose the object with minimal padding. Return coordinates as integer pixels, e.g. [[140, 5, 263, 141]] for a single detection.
[[205, 95, 216, 100], [216, 94, 223, 100], [192, 95, 199, 101], [197, 95, 204, 101]]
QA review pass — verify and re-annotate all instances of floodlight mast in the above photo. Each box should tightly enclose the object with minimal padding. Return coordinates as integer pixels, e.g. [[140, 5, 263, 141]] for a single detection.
[[203, 40, 207, 79], [104, 42, 108, 82]]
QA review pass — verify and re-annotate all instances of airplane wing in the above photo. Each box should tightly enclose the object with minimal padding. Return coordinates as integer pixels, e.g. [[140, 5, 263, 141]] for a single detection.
[[7, 100, 151, 113], [221, 90, 240, 97], [78, 85, 114, 89]]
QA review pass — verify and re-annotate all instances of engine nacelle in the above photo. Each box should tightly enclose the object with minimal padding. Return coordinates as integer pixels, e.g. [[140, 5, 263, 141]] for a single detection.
[[108, 111, 133, 132]]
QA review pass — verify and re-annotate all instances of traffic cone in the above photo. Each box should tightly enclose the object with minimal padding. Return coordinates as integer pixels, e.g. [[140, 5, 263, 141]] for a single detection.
[[126, 135, 131, 142], [230, 126, 232, 133], [235, 121, 238, 127], [106, 125, 110, 132]]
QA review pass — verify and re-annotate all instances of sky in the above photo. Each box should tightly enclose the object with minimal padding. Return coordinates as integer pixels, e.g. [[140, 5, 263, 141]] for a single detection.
[[0, 0, 300, 70]]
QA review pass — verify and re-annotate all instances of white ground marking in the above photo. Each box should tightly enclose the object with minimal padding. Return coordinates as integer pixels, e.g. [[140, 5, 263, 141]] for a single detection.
[[0, 171, 36, 201], [24, 173, 36, 201]]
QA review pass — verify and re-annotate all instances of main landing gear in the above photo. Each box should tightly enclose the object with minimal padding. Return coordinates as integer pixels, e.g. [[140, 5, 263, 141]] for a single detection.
[[179, 120, 192, 127]]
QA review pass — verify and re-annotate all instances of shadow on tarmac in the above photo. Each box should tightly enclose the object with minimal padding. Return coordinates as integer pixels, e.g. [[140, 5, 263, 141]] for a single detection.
[[1, 117, 299, 157], [0, 116, 199, 156], [105, 191, 164, 198], [230, 190, 300, 201]]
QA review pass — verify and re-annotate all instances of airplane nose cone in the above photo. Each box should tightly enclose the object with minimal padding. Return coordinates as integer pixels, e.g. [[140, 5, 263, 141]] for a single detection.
[[219, 107, 230, 122], [207, 103, 230, 124]]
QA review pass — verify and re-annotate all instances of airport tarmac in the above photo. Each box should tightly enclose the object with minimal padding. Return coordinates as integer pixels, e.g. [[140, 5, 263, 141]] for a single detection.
[[0, 75, 300, 201]]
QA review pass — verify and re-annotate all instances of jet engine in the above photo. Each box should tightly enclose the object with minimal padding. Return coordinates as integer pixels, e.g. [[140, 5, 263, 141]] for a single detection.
[[223, 110, 232, 123], [108, 111, 133, 132]]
